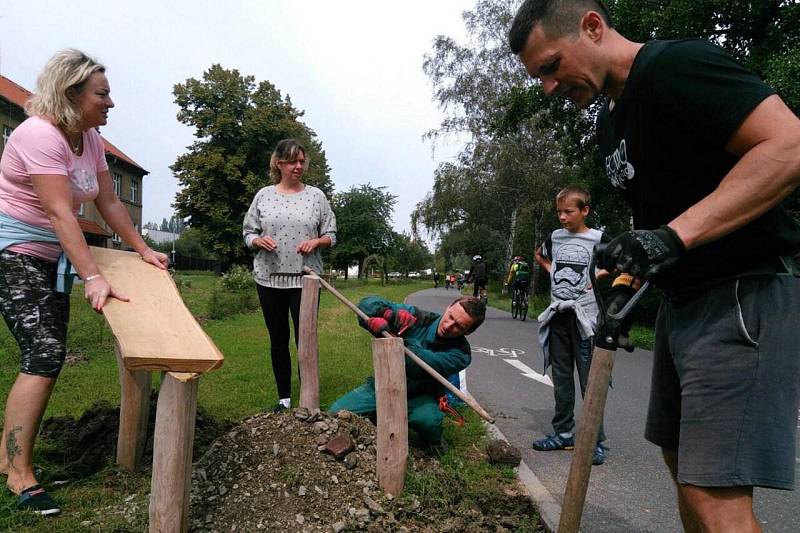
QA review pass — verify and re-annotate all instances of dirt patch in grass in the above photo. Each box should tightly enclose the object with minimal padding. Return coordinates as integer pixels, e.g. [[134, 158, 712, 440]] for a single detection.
[[186, 409, 543, 532], [39, 396, 233, 480]]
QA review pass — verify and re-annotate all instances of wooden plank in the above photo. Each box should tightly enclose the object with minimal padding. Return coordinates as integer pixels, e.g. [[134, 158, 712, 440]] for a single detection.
[[298, 274, 321, 413], [149, 373, 198, 533], [115, 345, 151, 471], [89, 246, 223, 373], [373, 337, 408, 496]]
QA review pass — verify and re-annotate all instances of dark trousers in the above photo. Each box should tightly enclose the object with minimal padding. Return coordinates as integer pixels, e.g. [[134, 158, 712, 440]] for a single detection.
[[256, 285, 301, 399], [549, 310, 606, 442], [472, 278, 487, 297]]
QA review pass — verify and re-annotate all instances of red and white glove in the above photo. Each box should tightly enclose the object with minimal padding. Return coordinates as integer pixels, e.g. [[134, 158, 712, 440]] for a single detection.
[[366, 317, 390, 337], [382, 308, 417, 336]]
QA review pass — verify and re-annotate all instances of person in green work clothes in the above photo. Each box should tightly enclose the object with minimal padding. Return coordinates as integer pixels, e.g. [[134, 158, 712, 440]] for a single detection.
[[329, 295, 486, 450]]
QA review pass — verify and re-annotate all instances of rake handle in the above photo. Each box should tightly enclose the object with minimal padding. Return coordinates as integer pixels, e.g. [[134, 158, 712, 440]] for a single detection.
[[305, 267, 495, 424]]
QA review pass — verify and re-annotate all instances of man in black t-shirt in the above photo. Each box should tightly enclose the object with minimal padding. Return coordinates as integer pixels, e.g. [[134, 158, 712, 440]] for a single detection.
[[510, 1, 800, 530]]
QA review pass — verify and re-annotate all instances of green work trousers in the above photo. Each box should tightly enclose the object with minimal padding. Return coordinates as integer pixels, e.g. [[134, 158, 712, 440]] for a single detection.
[[329, 380, 443, 445]]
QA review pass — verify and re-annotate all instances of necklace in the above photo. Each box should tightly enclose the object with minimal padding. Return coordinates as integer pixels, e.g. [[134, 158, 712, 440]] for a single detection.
[[68, 134, 82, 154]]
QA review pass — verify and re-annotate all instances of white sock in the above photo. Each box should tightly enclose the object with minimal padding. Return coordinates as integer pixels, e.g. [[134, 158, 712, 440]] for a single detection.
[[279, 398, 290, 408]]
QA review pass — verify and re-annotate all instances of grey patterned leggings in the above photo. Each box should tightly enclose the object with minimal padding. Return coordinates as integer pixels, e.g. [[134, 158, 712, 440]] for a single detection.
[[0, 251, 69, 377]]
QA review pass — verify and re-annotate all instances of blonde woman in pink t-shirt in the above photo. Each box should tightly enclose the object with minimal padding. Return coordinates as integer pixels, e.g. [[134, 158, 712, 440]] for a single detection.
[[0, 49, 168, 515]]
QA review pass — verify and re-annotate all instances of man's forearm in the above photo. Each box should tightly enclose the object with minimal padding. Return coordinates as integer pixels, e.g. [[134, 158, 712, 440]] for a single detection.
[[670, 96, 800, 249], [670, 136, 800, 249]]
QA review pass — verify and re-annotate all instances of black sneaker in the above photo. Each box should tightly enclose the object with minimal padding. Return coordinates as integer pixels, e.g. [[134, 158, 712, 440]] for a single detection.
[[16, 485, 60, 516], [272, 403, 288, 413]]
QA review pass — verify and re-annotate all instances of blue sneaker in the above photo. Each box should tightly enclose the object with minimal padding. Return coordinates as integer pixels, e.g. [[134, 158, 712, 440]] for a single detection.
[[592, 443, 607, 466], [532, 433, 575, 451]]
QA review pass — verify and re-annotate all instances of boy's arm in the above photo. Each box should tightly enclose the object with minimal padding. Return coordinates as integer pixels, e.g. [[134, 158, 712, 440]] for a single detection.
[[534, 246, 552, 273]]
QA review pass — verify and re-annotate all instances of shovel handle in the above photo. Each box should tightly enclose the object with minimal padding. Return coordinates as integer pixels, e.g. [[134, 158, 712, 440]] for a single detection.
[[558, 346, 615, 533], [305, 267, 495, 423]]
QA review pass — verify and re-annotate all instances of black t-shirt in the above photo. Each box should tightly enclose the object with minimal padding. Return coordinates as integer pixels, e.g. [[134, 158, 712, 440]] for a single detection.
[[596, 39, 800, 288]]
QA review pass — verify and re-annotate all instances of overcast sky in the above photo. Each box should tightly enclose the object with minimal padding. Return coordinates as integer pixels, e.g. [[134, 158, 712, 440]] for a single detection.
[[0, 0, 476, 238]]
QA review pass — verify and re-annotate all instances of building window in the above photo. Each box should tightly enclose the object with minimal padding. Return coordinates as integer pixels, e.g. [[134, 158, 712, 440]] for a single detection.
[[78, 203, 85, 216], [3, 125, 13, 147], [130, 179, 138, 203], [112, 232, 121, 243], [113, 173, 122, 197]]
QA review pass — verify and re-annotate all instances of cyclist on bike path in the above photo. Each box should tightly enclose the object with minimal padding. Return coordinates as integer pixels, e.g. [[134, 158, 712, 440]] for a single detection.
[[467, 254, 488, 299], [507, 255, 532, 293]]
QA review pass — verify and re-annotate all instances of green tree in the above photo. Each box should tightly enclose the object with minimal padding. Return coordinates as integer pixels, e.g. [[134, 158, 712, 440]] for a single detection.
[[172, 64, 333, 266], [329, 184, 396, 279], [386, 232, 432, 275]]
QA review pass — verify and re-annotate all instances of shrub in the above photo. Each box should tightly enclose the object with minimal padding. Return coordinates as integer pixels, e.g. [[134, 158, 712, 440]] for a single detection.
[[208, 265, 259, 319], [221, 264, 255, 292], [207, 281, 260, 319]]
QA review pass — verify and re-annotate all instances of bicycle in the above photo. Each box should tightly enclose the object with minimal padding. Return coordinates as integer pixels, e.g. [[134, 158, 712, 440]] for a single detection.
[[511, 285, 529, 321]]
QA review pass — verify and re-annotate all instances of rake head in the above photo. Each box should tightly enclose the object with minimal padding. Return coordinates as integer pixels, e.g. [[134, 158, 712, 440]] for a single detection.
[[269, 272, 305, 288]]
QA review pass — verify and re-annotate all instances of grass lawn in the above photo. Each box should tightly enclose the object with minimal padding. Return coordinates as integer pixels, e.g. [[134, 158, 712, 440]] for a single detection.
[[0, 274, 538, 531]]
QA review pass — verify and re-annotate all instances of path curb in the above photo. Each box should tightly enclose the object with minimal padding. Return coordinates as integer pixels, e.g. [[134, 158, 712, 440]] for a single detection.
[[484, 421, 561, 533]]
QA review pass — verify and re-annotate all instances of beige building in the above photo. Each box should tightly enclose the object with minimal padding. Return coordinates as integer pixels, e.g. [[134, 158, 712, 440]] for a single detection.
[[1, 75, 147, 249]]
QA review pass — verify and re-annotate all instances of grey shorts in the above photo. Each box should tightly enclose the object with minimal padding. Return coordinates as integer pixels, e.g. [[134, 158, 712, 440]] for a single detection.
[[0, 250, 69, 378], [646, 274, 800, 490]]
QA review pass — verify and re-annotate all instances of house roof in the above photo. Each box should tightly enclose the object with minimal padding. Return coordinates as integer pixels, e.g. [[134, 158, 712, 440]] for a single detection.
[[0, 75, 147, 175], [78, 217, 112, 237]]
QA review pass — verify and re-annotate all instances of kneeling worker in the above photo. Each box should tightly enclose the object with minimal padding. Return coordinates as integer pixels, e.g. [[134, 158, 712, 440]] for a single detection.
[[329, 295, 486, 449]]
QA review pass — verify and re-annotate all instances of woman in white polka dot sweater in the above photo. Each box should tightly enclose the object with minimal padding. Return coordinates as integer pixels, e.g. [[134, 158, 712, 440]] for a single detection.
[[243, 139, 336, 412]]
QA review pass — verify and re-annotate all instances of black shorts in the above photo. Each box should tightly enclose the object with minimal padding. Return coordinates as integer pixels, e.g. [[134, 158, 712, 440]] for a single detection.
[[646, 275, 800, 489], [0, 251, 69, 378]]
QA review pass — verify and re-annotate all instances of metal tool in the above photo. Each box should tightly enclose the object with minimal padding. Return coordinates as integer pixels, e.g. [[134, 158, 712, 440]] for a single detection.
[[558, 248, 650, 533]]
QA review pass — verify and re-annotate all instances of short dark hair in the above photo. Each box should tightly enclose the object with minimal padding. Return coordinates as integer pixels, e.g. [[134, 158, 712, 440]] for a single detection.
[[556, 185, 591, 209], [509, 0, 613, 55], [452, 296, 486, 334]]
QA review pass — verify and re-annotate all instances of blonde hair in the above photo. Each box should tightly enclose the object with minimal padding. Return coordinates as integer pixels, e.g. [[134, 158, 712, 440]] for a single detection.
[[25, 49, 106, 132], [556, 185, 591, 209], [269, 139, 309, 183]]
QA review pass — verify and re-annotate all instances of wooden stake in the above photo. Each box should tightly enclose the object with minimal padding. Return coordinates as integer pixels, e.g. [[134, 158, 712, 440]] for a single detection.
[[373, 337, 408, 496], [558, 346, 615, 533], [115, 345, 151, 470], [298, 273, 321, 413], [149, 372, 199, 533]]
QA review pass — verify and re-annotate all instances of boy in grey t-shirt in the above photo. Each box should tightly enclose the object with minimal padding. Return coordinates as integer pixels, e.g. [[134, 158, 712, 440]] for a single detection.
[[533, 186, 609, 465]]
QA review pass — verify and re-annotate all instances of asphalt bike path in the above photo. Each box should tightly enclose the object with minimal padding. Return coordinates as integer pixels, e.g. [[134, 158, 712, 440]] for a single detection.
[[406, 287, 800, 533]]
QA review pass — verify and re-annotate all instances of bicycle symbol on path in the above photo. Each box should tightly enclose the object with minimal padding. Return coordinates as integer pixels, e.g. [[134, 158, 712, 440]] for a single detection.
[[472, 346, 525, 358], [472, 346, 552, 387]]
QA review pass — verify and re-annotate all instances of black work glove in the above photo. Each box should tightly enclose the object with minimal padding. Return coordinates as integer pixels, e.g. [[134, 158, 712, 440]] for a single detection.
[[599, 226, 685, 279], [605, 284, 637, 352]]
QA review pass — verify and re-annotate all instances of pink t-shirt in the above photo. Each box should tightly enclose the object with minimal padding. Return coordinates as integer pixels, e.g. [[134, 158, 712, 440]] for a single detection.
[[0, 116, 107, 262]]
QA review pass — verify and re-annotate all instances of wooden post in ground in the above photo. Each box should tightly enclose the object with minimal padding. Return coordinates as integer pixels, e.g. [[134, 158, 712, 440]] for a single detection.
[[149, 372, 199, 533], [115, 345, 152, 470], [298, 273, 321, 413], [373, 337, 408, 496]]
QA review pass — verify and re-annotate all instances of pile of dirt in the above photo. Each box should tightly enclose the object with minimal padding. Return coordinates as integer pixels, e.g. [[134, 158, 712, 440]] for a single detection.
[[188, 408, 542, 532], [40, 402, 542, 531]]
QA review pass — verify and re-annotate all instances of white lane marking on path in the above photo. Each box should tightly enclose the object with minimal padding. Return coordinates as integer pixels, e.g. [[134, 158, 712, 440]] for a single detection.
[[473, 346, 526, 358], [504, 359, 553, 387]]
